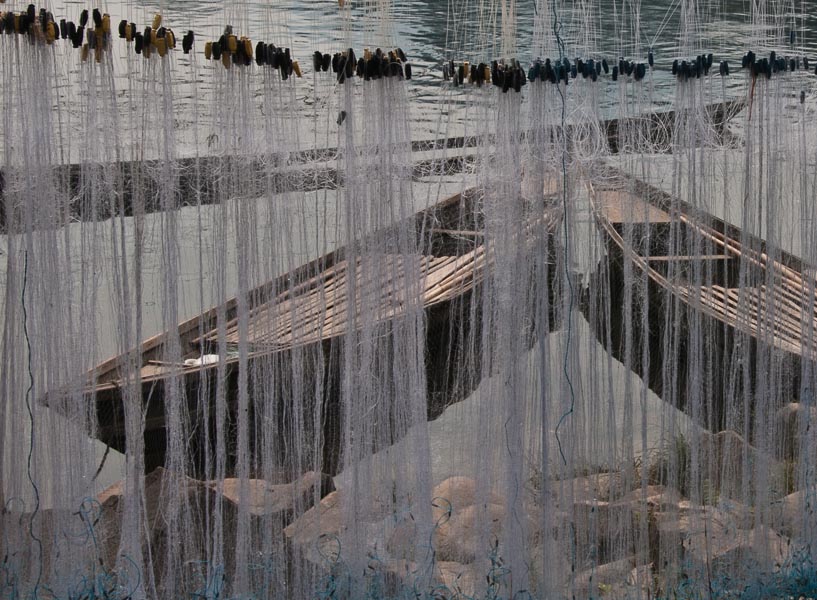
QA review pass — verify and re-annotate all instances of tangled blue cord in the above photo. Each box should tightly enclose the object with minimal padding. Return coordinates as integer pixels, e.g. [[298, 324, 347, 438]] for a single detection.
[[550, 0, 577, 467]]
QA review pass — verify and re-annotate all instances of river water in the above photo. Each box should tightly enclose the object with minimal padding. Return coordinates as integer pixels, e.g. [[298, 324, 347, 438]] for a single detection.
[[13, 0, 817, 149]]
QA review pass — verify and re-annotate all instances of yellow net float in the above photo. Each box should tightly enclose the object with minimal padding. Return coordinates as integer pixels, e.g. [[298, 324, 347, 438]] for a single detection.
[[155, 36, 167, 57]]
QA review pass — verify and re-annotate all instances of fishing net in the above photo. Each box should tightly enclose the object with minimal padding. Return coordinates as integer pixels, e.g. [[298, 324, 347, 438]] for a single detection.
[[2, 0, 817, 598]]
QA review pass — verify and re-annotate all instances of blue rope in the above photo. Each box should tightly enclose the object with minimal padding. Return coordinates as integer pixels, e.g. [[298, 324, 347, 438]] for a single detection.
[[550, 0, 577, 467], [22, 248, 44, 596]]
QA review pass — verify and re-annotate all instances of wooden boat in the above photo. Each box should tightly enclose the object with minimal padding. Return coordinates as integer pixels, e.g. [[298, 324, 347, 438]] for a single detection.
[[43, 188, 564, 475], [587, 167, 813, 430], [0, 100, 742, 232]]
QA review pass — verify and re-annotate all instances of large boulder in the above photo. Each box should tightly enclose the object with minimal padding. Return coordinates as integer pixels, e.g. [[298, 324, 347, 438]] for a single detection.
[[683, 524, 789, 584], [213, 470, 334, 521], [775, 402, 817, 461], [283, 489, 344, 565], [435, 502, 506, 563], [430, 476, 503, 521], [534, 471, 629, 506], [0, 506, 102, 594], [94, 467, 335, 596], [651, 498, 792, 594], [573, 556, 638, 599], [692, 430, 785, 501], [435, 560, 481, 597], [571, 486, 670, 568], [387, 476, 508, 563], [769, 487, 817, 539], [98, 467, 242, 595]]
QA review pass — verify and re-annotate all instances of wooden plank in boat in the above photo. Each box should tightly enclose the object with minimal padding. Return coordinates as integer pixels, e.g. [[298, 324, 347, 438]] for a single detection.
[[722, 287, 810, 345], [595, 190, 671, 224], [200, 254, 446, 344], [647, 255, 732, 262], [196, 250, 487, 351], [702, 285, 809, 353], [689, 286, 804, 355]]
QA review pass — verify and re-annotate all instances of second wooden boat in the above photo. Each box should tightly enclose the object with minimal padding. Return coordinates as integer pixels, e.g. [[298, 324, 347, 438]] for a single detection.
[[587, 167, 813, 432]]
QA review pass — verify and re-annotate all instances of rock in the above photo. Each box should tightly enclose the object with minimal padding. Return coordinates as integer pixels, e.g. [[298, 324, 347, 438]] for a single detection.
[[386, 518, 420, 560], [435, 502, 505, 563], [98, 467, 244, 595], [693, 430, 784, 501], [101, 469, 334, 526], [431, 476, 503, 522], [616, 484, 681, 510], [97, 479, 124, 504], [94, 467, 336, 596], [537, 472, 628, 506], [713, 499, 754, 529], [628, 563, 655, 596], [284, 487, 401, 574], [573, 557, 636, 599], [287, 484, 507, 596], [775, 402, 817, 460], [435, 561, 480, 598], [683, 524, 790, 580], [0, 507, 95, 585], [657, 499, 753, 531], [572, 499, 612, 565], [573, 562, 656, 600], [572, 488, 663, 567], [283, 489, 344, 564], [528, 537, 573, 596], [769, 487, 817, 539], [389, 498, 506, 564], [0, 468, 245, 596], [653, 498, 758, 587], [214, 471, 334, 523], [652, 498, 791, 592]]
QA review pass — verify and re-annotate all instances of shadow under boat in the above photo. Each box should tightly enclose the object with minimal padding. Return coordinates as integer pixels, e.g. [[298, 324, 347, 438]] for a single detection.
[[584, 167, 814, 434], [42, 188, 564, 477]]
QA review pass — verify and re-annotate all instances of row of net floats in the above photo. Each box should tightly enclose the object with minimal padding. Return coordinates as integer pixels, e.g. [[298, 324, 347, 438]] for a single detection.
[[441, 48, 817, 93], [313, 47, 412, 83], [0, 5, 193, 62], [3, 5, 816, 90], [441, 56, 654, 91]]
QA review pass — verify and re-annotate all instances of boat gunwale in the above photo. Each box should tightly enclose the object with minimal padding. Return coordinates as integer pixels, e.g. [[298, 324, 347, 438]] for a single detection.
[[588, 167, 817, 359], [42, 189, 479, 402]]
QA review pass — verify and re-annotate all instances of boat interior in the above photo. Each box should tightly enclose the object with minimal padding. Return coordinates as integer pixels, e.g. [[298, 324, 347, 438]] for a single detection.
[[593, 181, 817, 358]]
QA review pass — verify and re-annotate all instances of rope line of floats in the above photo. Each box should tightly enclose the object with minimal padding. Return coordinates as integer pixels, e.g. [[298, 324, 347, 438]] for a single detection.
[[0, 3, 814, 100]]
